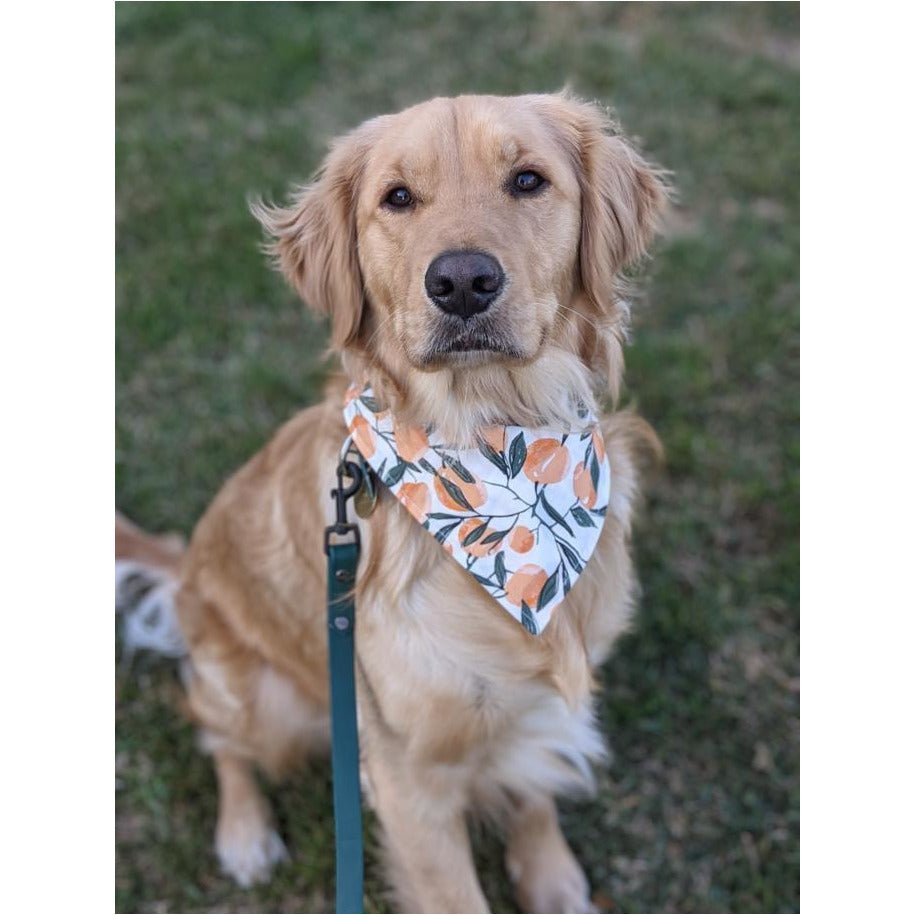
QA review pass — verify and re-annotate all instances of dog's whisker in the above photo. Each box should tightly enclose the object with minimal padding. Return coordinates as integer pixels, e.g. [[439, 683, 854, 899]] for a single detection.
[[363, 311, 397, 350], [555, 301, 609, 336]]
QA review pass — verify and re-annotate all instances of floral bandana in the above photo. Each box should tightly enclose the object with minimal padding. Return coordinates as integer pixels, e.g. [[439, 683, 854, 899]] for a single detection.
[[343, 385, 611, 635]]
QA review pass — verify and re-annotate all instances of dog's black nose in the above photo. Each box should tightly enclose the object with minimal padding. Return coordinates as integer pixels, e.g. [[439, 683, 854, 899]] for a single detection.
[[424, 250, 505, 319]]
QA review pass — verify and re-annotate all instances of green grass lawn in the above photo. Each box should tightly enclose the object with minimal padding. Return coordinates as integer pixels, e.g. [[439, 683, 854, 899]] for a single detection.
[[116, 3, 799, 912]]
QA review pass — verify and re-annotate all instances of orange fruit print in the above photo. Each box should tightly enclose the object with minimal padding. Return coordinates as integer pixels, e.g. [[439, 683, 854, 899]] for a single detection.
[[434, 465, 487, 510], [523, 438, 571, 484], [394, 421, 429, 462], [509, 526, 535, 553], [479, 425, 506, 453], [458, 518, 504, 557], [397, 482, 431, 523], [573, 461, 597, 509], [349, 415, 376, 459], [592, 429, 606, 463], [506, 564, 549, 607]]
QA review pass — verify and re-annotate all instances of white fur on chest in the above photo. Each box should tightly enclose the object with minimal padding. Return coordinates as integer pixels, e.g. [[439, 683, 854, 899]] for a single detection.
[[358, 536, 608, 800], [475, 684, 608, 802]]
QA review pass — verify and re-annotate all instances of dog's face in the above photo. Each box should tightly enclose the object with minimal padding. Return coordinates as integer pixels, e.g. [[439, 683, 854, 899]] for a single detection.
[[256, 94, 664, 432], [353, 96, 583, 369]]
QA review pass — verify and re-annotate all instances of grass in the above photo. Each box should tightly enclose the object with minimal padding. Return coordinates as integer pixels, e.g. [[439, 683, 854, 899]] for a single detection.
[[116, 3, 799, 912]]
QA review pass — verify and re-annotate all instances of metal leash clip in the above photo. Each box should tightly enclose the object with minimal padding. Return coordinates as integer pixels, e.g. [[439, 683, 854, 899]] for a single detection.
[[324, 458, 364, 554]]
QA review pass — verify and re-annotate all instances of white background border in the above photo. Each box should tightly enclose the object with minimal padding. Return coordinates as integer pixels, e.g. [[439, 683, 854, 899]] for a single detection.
[[3, 2, 914, 912], [2, 3, 113, 910], [802, 1, 915, 912]]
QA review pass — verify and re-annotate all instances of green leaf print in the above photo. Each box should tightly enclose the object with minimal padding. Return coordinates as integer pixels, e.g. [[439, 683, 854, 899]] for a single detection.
[[434, 520, 461, 544], [537, 567, 560, 610], [481, 528, 508, 545], [539, 491, 574, 536], [571, 505, 596, 528], [462, 522, 489, 547], [478, 439, 509, 475], [441, 453, 475, 483], [438, 474, 475, 511], [520, 601, 539, 635], [558, 540, 584, 573], [508, 432, 527, 478], [494, 551, 506, 588], [384, 461, 408, 487], [589, 450, 601, 490]]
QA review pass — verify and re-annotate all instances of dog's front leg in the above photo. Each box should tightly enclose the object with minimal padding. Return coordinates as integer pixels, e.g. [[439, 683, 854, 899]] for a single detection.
[[504, 794, 595, 914], [363, 744, 489, 913]]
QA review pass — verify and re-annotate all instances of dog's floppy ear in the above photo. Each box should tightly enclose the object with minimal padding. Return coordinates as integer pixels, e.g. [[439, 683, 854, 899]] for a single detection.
[[540, 94, 668, 313], [252, 122, 377, 349]]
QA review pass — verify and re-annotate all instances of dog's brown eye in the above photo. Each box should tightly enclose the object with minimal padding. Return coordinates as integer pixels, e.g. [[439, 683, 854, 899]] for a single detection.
[[513, 171, 545, 193], [385, 187, 413, 208]]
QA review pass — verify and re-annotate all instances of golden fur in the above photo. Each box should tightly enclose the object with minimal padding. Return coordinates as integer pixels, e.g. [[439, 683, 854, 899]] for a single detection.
[[117, 93, 665, 912]]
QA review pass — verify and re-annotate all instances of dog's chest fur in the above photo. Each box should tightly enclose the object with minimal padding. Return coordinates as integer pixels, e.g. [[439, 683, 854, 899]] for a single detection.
[[353, 474, 634, 800]]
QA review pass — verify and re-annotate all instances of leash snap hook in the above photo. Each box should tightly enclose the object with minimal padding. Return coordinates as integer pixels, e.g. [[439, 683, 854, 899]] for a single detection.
[[324, 459, 364, 554]]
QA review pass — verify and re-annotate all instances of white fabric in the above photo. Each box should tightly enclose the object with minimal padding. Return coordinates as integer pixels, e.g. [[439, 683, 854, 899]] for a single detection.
[[343, 385, 611, 635]]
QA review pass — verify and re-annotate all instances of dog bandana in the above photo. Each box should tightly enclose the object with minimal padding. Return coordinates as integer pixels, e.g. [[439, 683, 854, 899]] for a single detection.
[[343, 385, 611, 635]]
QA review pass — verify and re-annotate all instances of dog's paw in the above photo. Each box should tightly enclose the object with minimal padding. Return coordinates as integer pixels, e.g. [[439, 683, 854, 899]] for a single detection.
[[506, 842, 596, 914], [216, 821, 288, 888]]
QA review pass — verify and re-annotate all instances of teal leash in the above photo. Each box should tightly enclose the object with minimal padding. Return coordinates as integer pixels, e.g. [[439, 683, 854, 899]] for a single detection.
[[324, 458, 365, 914]]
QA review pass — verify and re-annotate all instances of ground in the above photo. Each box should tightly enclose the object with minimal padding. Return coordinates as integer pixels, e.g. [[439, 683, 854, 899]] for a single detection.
[[116, 3, 799, 912]]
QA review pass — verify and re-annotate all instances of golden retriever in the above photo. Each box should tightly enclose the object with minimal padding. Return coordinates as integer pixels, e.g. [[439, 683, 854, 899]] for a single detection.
[[116, 92, 666, 913]]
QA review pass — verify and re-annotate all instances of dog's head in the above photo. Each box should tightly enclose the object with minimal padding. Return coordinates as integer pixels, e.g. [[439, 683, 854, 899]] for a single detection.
[[255, 93, 665, 441]]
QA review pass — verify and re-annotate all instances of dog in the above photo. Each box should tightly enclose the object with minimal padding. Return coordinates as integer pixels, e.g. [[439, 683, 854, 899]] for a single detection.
[[116, 92, 666, 913]]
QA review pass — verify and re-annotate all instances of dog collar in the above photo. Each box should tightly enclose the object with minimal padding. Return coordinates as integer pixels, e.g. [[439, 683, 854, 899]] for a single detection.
[[343, 384, 611, 635]]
